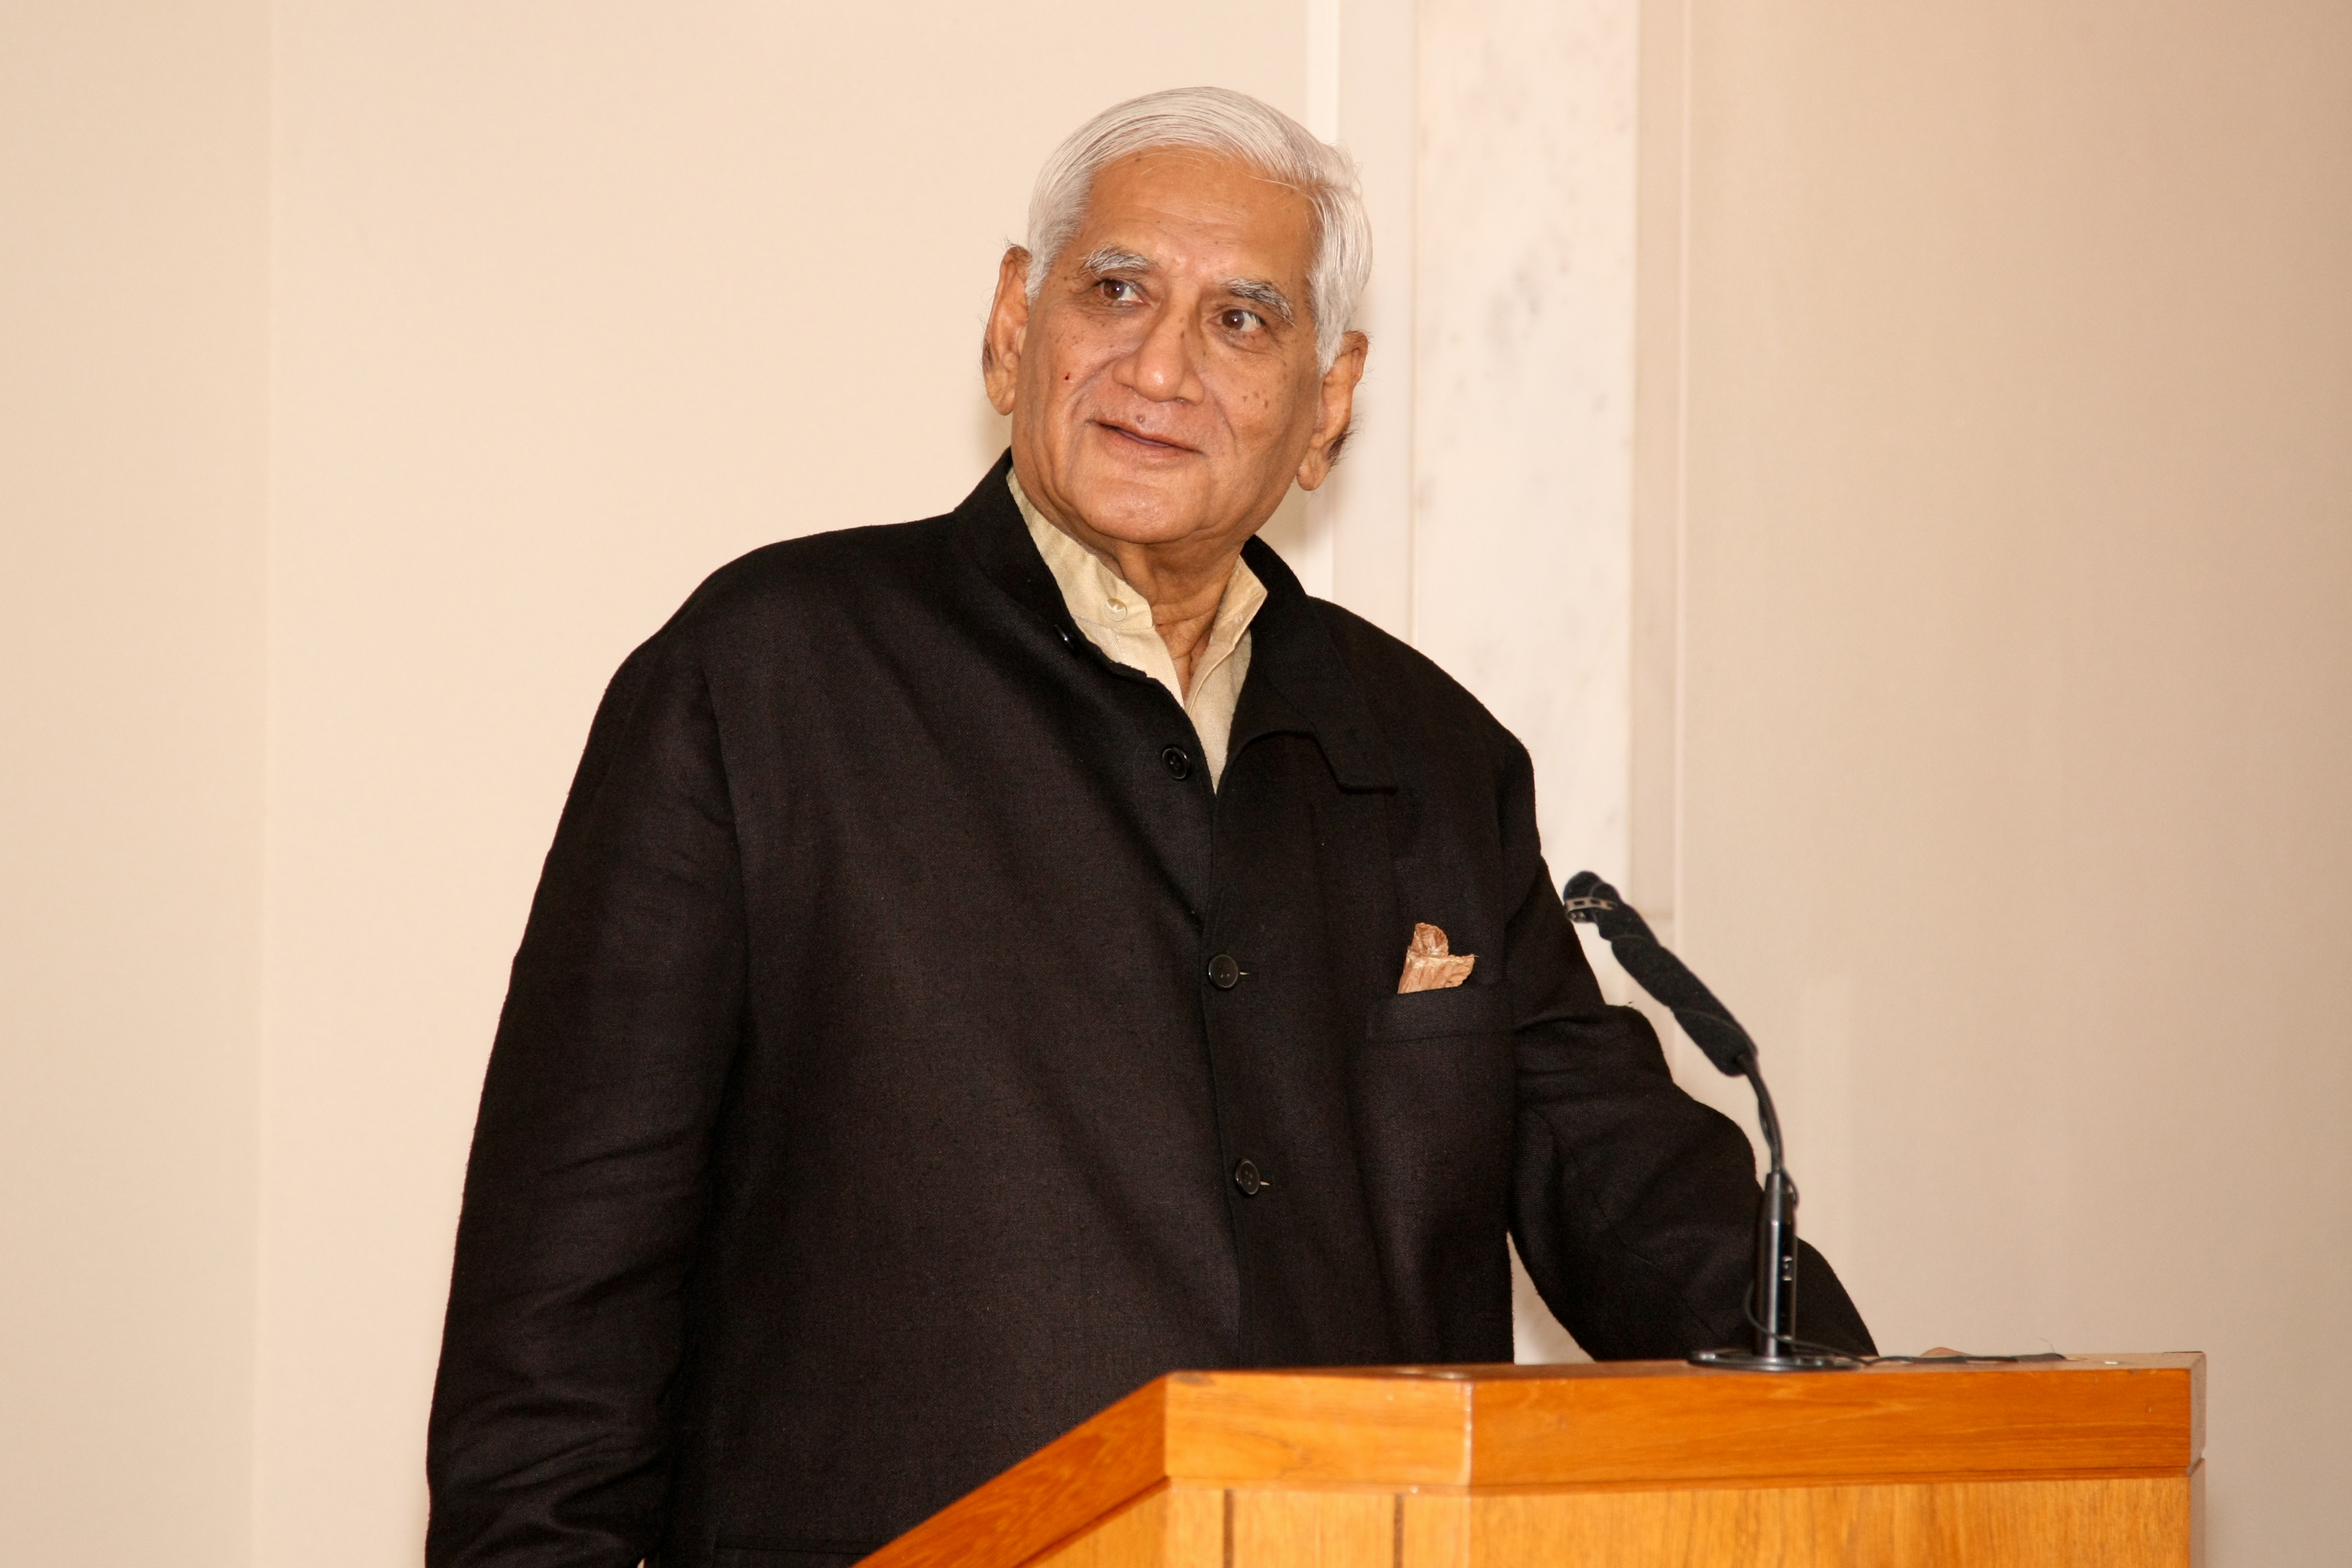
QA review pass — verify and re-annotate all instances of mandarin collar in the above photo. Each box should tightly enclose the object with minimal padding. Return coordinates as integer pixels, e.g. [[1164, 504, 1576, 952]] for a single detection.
[[951, 452, 1397, 793]]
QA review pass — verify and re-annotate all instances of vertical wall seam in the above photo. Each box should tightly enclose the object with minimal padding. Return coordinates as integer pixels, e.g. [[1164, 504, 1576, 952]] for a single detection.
[[1668, 0, 1693, 945]]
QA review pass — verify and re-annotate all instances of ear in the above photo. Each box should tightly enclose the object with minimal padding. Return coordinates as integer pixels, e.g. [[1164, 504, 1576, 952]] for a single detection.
[[982, 247, 1032, 415], [1295, 331, 1369, 491]]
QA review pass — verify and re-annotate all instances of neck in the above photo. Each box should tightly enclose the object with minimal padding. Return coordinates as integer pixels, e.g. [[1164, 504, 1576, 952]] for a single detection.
[[1073, 525, 1237, 695], [1018, 483, 1248, 697]]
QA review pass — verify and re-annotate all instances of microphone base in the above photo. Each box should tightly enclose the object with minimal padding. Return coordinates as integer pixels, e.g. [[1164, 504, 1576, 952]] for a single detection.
[[1688, 1346, 1863, 1373]]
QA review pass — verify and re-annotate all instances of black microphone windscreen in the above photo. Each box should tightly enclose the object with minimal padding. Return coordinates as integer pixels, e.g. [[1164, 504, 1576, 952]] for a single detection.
[[1563, 873, 1759, 1077]]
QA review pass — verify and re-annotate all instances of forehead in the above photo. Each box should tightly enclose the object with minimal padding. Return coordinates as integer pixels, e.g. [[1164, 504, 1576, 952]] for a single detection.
[[1073, 149, 1316, 283]]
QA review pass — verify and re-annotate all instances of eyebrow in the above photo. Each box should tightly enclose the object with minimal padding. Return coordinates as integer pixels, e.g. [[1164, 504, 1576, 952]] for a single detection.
[[1075, 245, 1152, 276], [1223, 276, 1296, 325]]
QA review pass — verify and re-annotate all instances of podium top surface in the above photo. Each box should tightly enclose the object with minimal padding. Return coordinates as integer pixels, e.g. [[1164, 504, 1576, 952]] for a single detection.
[[864, 1354, 2202, 1568]]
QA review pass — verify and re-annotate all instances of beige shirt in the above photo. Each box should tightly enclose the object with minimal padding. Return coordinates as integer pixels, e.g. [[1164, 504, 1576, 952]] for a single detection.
[[1007, 470, 1266, 787]]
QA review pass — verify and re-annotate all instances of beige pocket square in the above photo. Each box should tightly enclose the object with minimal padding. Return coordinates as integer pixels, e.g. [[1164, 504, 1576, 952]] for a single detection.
[[1397, 922, 1476, 993]]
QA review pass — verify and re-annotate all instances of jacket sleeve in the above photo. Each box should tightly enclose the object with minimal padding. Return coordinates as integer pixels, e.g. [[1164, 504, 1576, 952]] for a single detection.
[[426, 628, 748, 1567], [1497, 755, 1874, 1360]]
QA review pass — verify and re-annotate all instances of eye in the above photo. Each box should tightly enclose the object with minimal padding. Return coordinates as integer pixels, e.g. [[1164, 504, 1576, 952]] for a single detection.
[[1218, 308, 1265, 335], [1096, 277, 1142, 304]]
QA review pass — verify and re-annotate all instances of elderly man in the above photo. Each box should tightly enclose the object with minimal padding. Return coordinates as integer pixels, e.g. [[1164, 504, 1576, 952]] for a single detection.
[[426, 88, 1871, 1568]]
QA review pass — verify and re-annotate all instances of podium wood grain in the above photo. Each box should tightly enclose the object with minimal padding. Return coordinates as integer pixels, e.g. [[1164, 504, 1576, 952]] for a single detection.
[[862, 1355, 2202, 1568]]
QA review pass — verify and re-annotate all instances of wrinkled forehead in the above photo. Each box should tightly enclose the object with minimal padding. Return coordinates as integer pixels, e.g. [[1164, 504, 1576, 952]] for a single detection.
[[1067, 148, 1317, 284]]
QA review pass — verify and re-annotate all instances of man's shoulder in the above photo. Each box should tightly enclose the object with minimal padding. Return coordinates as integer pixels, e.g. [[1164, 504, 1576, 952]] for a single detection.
[[601, 509, 988, 677], [674, 513, 960, 628], [1303, 597, 1525, 763], [590, 510, 981, 704]]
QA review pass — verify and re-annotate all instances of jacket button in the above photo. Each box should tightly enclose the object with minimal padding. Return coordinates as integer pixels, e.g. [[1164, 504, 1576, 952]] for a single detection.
[[1207, 953, 1241, 988], [1232, 1159, 1265, 1196], [1161, 745, 1192, 780]]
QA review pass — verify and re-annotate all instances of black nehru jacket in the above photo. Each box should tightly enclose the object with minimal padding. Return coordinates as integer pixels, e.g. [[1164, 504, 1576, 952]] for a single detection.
[[425, 456, 1873, 1568]]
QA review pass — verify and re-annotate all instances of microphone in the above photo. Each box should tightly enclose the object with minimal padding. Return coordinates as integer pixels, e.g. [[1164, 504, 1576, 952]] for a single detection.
[[1562, 871, 1858, 1371]]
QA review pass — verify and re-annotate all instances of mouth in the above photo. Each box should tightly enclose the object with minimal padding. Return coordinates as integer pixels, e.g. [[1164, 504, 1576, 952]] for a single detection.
[[1092, 419, 1198, 457]]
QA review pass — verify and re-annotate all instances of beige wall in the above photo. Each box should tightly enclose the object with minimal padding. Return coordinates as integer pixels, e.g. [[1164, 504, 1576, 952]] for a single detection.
[[1654, 3, 2352, 1561], [0, 3, 270, 1565]]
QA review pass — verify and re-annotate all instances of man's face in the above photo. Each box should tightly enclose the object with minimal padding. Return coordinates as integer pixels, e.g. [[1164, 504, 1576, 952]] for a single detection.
[[984, 150, 1366, 561]]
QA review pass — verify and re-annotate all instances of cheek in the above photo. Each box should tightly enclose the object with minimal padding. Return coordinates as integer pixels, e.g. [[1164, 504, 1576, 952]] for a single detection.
[[1036, 325, 1125, 398], [1221, 371, 1312, 436], [1215, 375, 1275, 422]]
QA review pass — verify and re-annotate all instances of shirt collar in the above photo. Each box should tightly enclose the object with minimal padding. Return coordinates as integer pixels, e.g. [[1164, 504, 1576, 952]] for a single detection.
[[949, 452, 1397, 792], [1006, 468, 1266, 706]]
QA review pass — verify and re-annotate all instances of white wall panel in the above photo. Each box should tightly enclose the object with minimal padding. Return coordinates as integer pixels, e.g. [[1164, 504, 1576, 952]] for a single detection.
[[1411, 0, 1642, 1362]]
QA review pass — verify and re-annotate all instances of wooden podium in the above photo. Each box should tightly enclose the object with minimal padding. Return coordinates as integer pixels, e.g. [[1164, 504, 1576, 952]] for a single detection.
[[863, 1354, 2202, 1568]]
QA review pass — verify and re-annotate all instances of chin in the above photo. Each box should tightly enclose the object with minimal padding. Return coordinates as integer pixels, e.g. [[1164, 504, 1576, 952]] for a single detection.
[[1062, 461, 1212, 544], [1067, 488, 1205, 546]]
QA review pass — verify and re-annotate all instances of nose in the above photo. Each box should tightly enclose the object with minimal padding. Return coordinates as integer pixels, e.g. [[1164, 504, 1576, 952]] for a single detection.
[[1116, 300, 1202, 405]]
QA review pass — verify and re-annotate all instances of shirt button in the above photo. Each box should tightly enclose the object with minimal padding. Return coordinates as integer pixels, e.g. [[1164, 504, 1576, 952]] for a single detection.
[[1232, 1159, 1265, 1196], [1161, 745, 1192, 780], [1207, 953, 1241, 989]]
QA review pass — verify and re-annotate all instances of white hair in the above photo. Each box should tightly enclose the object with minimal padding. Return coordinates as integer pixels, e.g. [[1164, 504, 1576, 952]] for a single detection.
[[1023, 87, 1371, 372]]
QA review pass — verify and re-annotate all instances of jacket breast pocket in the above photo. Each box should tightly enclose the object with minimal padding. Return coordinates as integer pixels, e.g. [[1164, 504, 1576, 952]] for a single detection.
[[1354, 983, 1517, 1182], [1362, 980, 1516, 1044]]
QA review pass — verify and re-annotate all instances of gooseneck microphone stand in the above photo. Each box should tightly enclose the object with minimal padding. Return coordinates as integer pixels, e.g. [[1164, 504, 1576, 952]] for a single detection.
[[1562, 872, 1859, 1372]]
